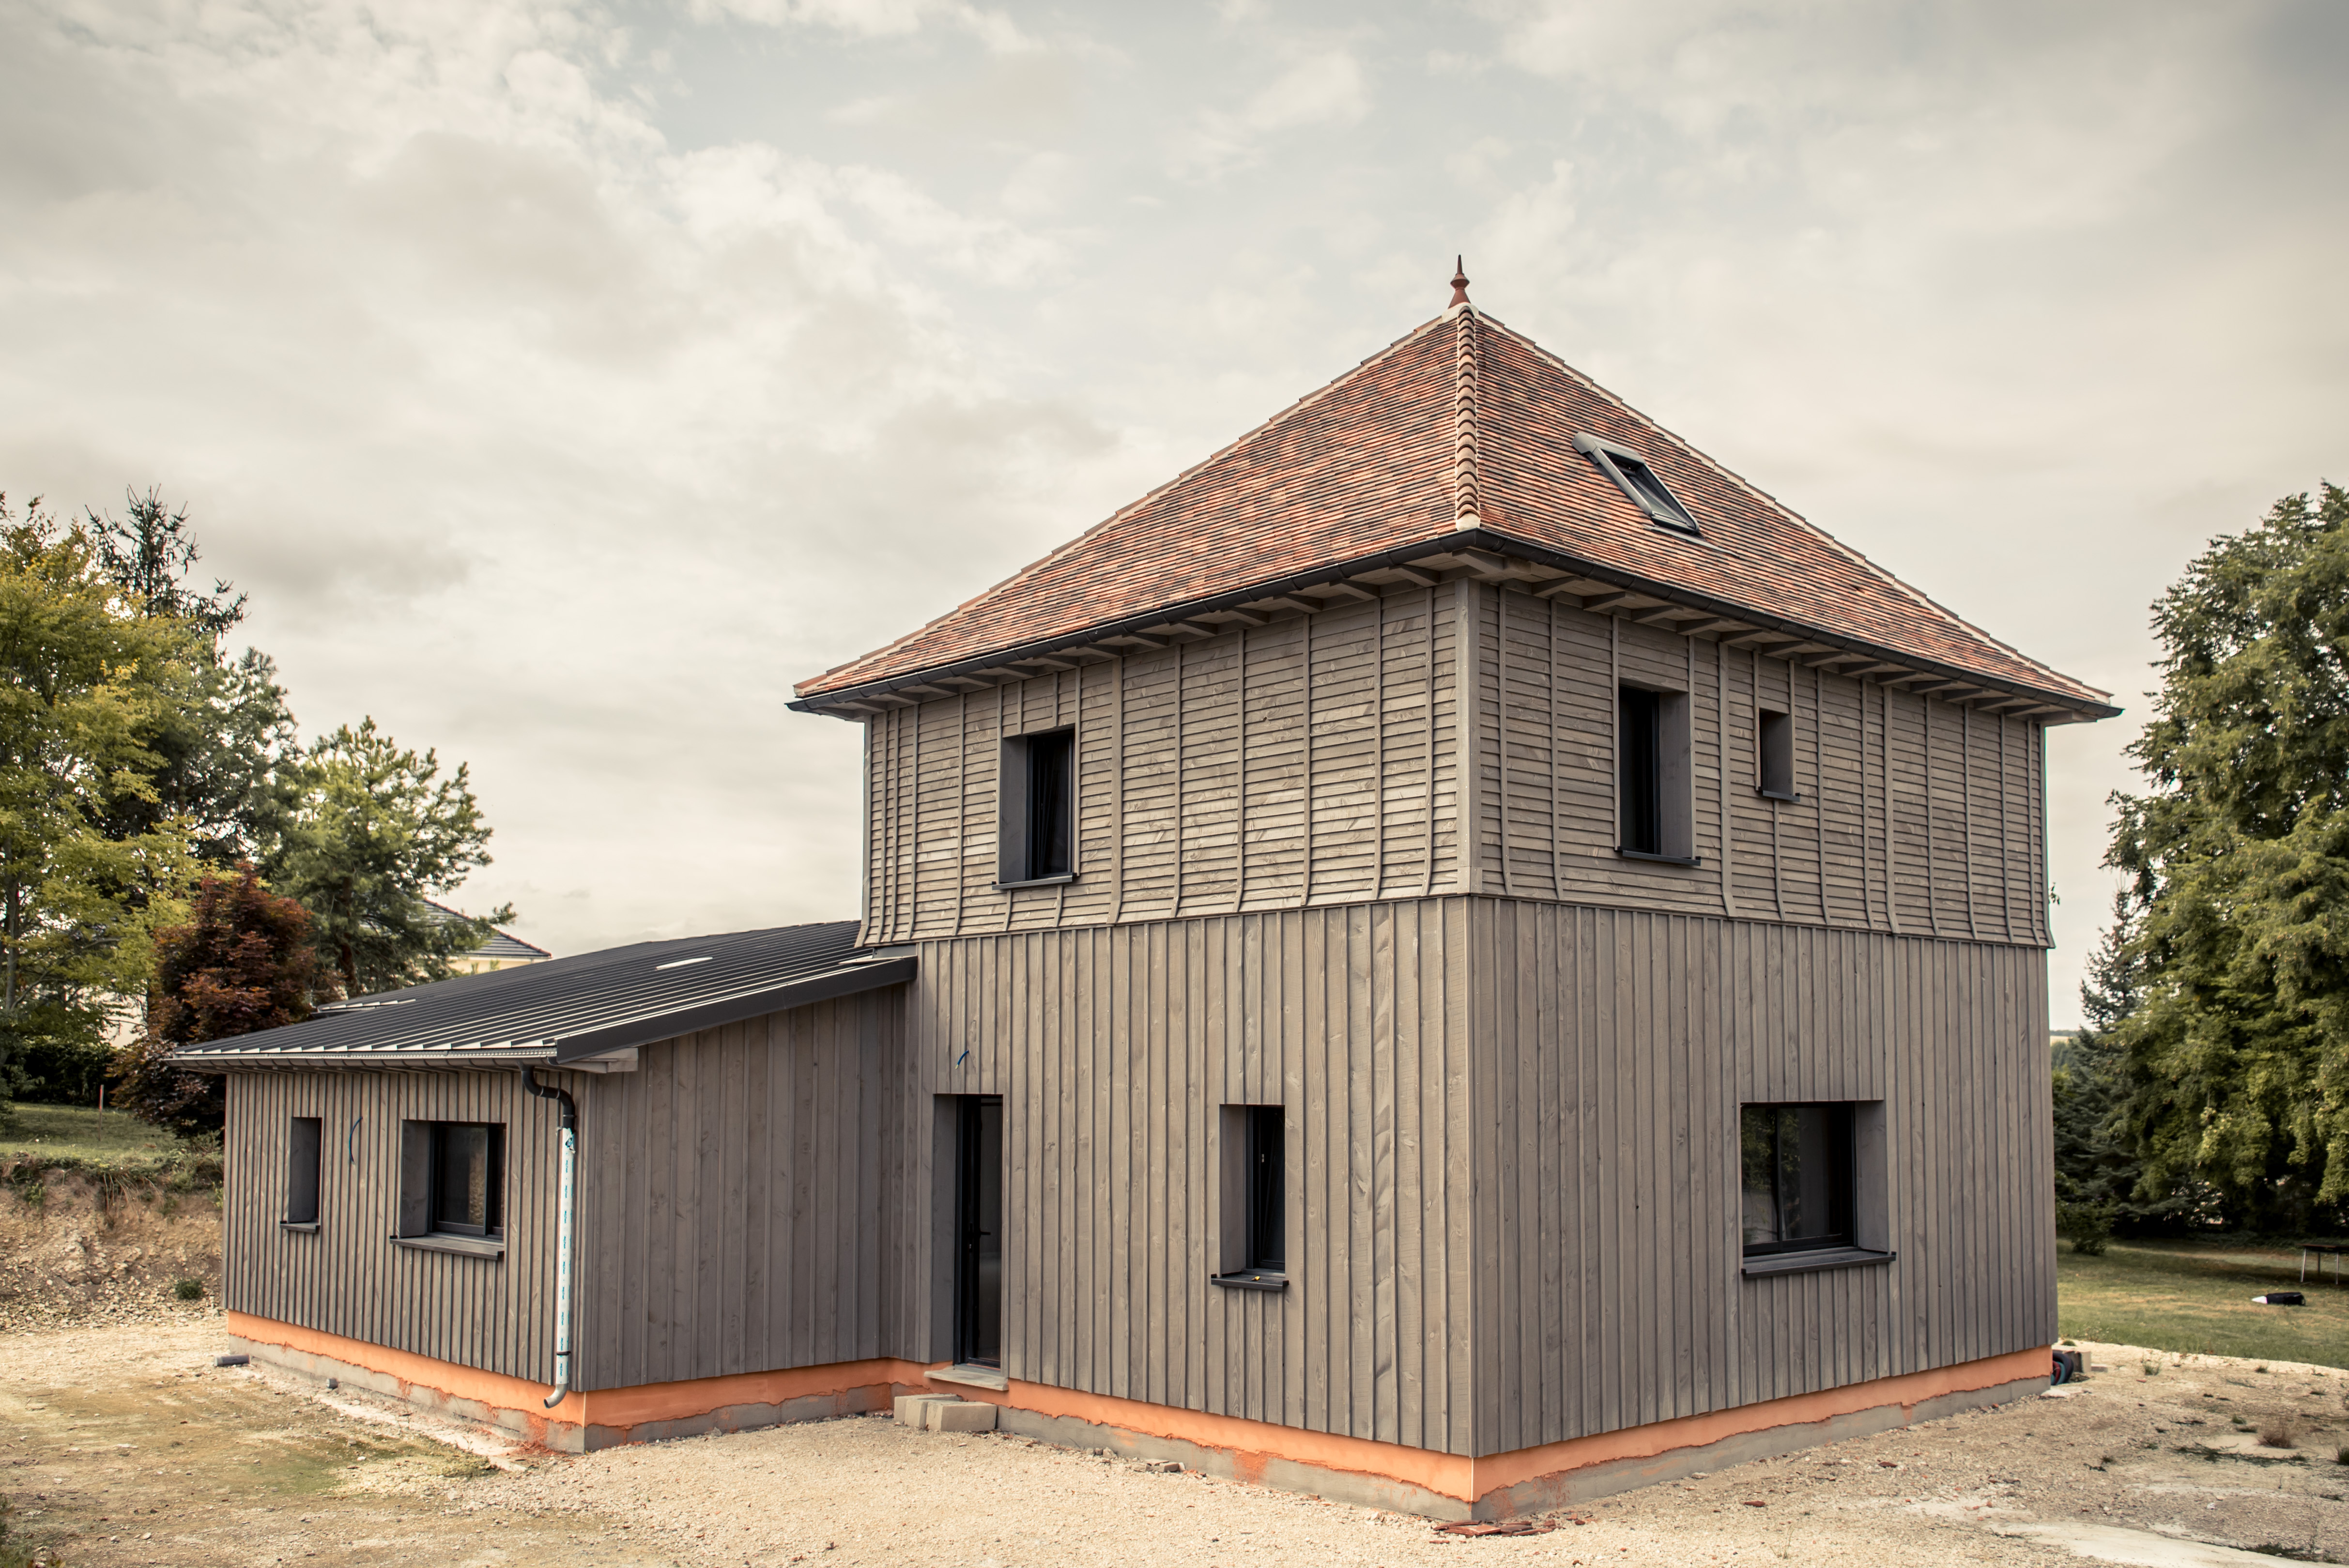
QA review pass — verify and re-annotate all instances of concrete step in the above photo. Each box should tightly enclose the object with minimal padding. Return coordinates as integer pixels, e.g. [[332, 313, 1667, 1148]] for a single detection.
[[892, 1391, 998, 1433]]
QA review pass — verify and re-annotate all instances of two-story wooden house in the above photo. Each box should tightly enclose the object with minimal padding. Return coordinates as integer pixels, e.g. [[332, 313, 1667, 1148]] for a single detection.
[[194, 273, 2114, 1520]]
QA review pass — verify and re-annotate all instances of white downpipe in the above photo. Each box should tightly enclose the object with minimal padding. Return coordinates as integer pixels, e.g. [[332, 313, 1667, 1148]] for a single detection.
[[545, 1119, 575, 1409]]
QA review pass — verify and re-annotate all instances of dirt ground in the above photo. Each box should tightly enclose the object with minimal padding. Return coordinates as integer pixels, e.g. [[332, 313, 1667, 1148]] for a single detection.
[[11, 1319, 2349, 1568]]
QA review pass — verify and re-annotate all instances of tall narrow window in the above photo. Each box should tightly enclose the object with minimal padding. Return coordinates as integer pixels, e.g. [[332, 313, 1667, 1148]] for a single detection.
[[998, 727, 1076, 885], [1214, 1105, 1287, 1288], [1740, 1103, 1854, 1255], [286, 1116, 322, 1227], [1619, 686, 1661, 854], [1757, 708, 1796, 800], [1618, 685, 1696, 863]]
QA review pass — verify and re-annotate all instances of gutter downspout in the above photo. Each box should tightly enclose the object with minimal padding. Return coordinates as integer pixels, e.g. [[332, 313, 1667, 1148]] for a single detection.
[[522, 1068, 578, 1410]]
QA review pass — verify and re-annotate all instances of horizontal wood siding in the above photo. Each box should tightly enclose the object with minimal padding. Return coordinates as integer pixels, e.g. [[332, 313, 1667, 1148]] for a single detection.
[[222, 1069, 560, 1383], [1472, 899, 2054, 1456], [866, 580, 2049, 951], [906, 902, 1478, 1455]]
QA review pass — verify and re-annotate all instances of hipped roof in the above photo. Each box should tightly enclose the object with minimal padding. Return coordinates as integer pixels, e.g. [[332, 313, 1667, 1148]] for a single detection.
[[793, 305, 2112, 718]]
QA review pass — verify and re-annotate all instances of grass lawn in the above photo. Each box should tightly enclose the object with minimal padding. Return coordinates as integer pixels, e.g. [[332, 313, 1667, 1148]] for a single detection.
[[0, 1102, 192, 1163], [2058, 1237, 2349, 1368]]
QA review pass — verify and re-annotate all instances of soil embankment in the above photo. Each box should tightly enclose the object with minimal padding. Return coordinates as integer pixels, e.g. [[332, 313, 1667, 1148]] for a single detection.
[[0, 1160, 224, 1331]]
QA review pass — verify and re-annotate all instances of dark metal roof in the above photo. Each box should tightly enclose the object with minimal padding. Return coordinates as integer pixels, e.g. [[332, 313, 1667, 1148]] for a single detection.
[[176, 920, 913, 1070]]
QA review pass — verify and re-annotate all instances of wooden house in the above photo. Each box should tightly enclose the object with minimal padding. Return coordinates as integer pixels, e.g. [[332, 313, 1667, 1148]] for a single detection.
[[195, 274, 2116, 1520]]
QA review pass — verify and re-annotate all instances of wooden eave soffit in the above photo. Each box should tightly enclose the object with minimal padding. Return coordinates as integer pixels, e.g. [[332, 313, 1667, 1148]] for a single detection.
[[802, 542, 2095, 723]]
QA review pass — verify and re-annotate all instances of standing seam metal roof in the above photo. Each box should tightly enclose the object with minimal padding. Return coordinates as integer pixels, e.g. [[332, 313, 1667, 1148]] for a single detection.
[[173, 920, 907, 1068]]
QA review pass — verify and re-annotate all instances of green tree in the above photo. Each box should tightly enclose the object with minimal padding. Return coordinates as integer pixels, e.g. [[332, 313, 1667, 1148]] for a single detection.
[[86, 489, 296, 865], [0, 495, 202, 1104], [115, 861, 331, 1137], [2108, 482, 2349, 1230], [261, 718, 508, 995]]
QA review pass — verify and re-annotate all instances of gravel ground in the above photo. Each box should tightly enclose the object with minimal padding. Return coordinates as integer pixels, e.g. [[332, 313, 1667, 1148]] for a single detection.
[[9, 1318, 2349, 1567]]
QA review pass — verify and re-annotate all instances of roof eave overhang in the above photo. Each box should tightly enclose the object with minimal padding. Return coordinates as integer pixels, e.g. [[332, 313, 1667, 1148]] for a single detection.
[[788, 527, 2121, 725]]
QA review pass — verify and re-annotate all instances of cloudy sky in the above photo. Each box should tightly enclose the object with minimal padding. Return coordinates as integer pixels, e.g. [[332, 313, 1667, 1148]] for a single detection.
[[3, 0, 2343, 1018]]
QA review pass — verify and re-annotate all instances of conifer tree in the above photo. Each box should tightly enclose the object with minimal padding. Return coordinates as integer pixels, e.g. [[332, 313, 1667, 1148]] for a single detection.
[[2108, 482, 2349, 1229]]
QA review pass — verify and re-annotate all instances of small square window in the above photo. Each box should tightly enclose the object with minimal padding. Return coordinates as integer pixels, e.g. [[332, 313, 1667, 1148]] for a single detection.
[[998, 727, 1075, 885], [1740, 1103, 1854, 1256], [1757, 708, 1797, 800], [286, 1117, 322, 1226], [399, 1121, 504, 1240], [1214, 1105, 1286, 1287], [1575, 433, 1700, 534]]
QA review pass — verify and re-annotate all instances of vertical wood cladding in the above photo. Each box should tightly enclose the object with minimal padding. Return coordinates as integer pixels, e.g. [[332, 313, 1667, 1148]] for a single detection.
[[226, 907, 2049, 1461], [1468, 901, 2054, 1457], [222, 991, 906, 1396], [222, 1069, 560, 1384], [905, 904, 1480, 1456], [863, 581, 2051, 950], [905, 901, 2048, 1460]]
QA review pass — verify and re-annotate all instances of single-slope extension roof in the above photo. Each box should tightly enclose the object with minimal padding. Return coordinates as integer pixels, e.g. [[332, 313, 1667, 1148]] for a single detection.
[[174, 920, 911, 1070]]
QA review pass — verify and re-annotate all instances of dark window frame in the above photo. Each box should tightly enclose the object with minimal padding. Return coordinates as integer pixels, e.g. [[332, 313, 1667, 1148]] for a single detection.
[[426, 1122, 505, 1240], [1740, 1102, 1856, 1257], [285, 1116, 322, 1228], [1617, 684, 1698, 864], [1574, 432, 1701, 535], [1757, 708, 1798, 801], [998, 726, 1077, 887], [1213, 1104, 1289, 1289]]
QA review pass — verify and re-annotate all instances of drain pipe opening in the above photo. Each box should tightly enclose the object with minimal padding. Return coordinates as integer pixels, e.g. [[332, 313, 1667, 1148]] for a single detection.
[[522, 1066, 579, 1410]]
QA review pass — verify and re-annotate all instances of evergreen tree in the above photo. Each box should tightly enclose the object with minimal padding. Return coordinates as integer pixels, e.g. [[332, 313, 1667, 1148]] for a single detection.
[[261, 718, 507, 995], [116, 862, 330, 1136], [2108, 482, 2349, 1230], [85, 489, 297, 864]]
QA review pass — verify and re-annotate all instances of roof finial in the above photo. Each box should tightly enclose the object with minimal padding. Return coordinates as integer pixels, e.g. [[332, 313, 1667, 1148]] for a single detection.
[[1448, 256, 1471, 308]]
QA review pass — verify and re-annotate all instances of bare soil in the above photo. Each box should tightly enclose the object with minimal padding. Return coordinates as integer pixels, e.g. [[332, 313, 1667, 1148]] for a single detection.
[[0, 1173, 223, 1334], [10, 1323, 2349, 1568]]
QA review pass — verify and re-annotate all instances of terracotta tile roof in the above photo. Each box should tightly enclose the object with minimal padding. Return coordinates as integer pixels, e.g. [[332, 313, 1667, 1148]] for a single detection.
[[795, 307, 2111, 713]]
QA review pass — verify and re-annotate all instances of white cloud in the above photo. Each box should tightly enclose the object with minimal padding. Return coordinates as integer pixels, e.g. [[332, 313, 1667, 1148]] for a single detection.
[[1170, 50, 1371, 180]]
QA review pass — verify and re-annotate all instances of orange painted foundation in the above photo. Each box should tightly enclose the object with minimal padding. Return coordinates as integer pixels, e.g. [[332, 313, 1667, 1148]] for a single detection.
[[224, 1312, 2047, 1513], [223, 1313, 930, 1451], [925, 1345, 2055, 1517]]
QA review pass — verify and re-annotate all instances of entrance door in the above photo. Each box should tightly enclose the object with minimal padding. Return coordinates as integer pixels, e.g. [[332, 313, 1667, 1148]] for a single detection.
[[953, 1095, 1003, 1368]]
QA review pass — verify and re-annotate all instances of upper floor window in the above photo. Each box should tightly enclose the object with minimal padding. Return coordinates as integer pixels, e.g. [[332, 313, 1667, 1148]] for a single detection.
[[999, 727, 1075, 886], [1618, 685, 1696, 864], [1757, 708, 1797, 800], [1575, 433, 1700, 534]]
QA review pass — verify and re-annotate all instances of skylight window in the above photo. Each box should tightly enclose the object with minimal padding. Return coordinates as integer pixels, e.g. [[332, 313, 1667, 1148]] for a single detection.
[[1574, 434, 1700, 535]]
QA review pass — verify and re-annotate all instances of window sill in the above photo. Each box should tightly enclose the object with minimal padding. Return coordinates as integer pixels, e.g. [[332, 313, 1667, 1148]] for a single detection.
[[1211, 1270, 1290, 1292], [390, 1233, 506, 1260], [994, 874, 1078, 891], [1616, 848, 1704, 868], [278, 1222, 321, 1233], [1755, 789, 1802, 804], [1741, 1246, 1895, 1278]]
